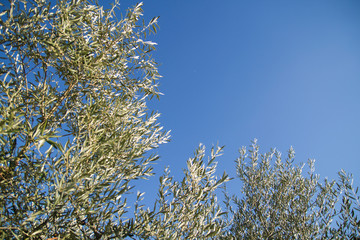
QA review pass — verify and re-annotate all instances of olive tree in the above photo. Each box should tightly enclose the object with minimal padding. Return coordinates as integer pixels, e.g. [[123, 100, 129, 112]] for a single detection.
[[0, 0, 231, 239], [224, 140, 360, 239], [1, 0, 358, 239], [0, 0, 170, 238], [134, 144, 230, 239]]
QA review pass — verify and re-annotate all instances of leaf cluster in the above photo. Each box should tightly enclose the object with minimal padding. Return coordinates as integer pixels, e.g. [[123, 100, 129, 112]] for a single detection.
[[0, 0, 169, 238], [0, 0, 359, 239], [224, 140, 360, 240], [133, 144, 230, 239]]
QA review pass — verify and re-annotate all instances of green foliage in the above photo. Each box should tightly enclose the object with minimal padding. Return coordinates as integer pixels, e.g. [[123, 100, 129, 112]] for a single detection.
[[0, 0, 359, 239], [134, 145, 230, 239], [0, 0, 231, 239], [0, 0, 170, 238], [224, 140, 360, 240], [330, 170, 360, 238]]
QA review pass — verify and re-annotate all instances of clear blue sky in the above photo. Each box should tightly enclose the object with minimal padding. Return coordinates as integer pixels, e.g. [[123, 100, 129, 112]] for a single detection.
[[109, 0, 360, 201]]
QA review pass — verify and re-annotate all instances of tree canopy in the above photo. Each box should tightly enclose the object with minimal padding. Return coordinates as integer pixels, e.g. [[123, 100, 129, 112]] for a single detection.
[[0, 0, 170, 237], [224, 140, 360, 239], [0, 0, 359, 239]]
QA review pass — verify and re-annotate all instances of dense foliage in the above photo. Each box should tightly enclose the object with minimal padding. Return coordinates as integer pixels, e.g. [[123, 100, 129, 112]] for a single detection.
[[223, 140, 360, 239], [0, 0, 359, 239], [0, 0, 170, 237]]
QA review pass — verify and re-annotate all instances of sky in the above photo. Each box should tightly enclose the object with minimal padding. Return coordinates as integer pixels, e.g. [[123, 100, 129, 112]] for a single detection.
[[108, 0, 360, 202]]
